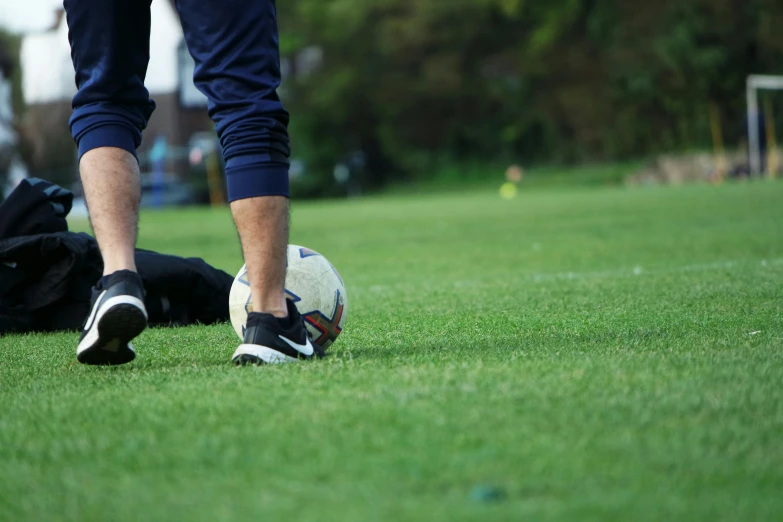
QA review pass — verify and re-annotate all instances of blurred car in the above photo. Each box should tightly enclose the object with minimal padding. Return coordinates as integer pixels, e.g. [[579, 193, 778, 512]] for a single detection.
[[139, 174, 197, 208], [69, 175, 198, 218]]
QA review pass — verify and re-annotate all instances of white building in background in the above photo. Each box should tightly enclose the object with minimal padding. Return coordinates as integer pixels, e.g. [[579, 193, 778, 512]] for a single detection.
[[18, 1, 210, 177], [19, 11, 74, 106], [21, 1, 208, 108], [16, 0, 317, 181]]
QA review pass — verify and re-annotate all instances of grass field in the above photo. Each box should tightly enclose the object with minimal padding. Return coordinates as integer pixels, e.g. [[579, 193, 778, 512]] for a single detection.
[[1, 179, 782, 521]]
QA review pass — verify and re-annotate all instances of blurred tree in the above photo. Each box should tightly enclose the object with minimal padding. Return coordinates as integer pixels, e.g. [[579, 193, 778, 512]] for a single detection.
[[277, 0, 783, 192]]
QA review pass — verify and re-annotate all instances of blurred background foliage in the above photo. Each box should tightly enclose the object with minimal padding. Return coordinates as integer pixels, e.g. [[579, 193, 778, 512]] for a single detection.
[[2, 0, 783, 197], [276, 0, 783, 194]]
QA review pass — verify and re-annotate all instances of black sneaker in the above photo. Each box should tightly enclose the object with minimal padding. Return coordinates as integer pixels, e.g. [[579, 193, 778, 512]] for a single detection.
[[232, 298, 322, 365], [77, 270, 148, 366]]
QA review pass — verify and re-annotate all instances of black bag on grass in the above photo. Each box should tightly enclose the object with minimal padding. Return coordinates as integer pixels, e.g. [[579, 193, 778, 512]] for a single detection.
[[0, 178, 233, 335]]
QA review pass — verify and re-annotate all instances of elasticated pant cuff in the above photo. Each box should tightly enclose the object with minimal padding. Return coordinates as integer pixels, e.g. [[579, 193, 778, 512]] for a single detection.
[[226, 156, 289, 201], [77, 123, 138, 161]]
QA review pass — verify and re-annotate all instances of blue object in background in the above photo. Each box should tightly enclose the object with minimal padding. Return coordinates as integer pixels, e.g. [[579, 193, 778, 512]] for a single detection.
[[150, 136, 168, 208]]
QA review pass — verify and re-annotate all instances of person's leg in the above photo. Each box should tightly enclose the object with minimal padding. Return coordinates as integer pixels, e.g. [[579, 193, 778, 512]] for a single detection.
[[176, 0, 317, 363], [65, 0, 154, 365], [66, 0, 154, 275], [80, 148, 142, 274], [176, 0, 290, 319], [230, 196, 289, 318]]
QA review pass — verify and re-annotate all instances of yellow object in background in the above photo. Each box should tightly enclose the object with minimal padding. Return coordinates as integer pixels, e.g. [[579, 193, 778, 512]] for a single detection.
[[499, 182, 517, 199], [206, 148, 225, 206]]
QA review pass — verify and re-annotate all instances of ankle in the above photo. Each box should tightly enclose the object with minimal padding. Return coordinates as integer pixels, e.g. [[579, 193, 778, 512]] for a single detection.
[[254, 307, 288, 319], [103, 261, 137, 276], [250, 297, 288, 318]]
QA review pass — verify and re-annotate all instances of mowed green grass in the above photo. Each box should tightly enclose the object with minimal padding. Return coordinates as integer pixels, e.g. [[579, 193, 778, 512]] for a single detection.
[[1, 180, 782, 522]]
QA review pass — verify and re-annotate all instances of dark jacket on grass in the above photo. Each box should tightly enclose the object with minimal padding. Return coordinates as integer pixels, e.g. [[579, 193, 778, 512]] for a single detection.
[[0, 178, 233, 335]]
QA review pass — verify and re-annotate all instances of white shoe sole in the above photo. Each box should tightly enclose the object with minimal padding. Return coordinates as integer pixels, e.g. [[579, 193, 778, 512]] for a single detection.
[[77, 295, 147, 365], [232, 344, 299, 365]]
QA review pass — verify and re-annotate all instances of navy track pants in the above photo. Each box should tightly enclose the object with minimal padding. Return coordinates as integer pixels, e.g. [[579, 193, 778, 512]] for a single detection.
[[63, 0, 290, 201]]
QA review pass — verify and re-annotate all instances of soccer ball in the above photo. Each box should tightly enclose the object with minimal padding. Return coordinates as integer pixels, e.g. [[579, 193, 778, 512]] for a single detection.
[[228, 244, 348, 351]]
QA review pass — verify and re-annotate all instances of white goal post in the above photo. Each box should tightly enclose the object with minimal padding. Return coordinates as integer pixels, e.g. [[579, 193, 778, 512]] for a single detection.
[[746, 74, 783, 175]]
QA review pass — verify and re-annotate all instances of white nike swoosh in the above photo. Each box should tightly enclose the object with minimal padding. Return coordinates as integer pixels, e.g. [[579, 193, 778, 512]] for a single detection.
[[83, 290, 107, 331], [279, 335, 314, 356]]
